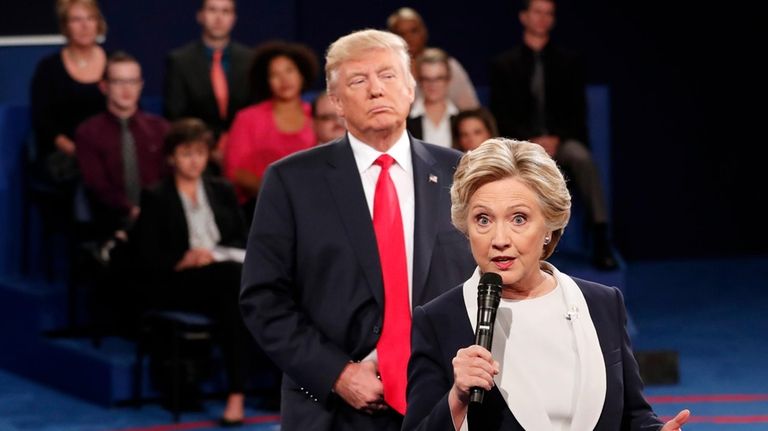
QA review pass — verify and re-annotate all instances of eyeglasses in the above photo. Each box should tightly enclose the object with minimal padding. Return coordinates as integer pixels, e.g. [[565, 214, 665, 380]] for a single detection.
[[107, 78, 143, 87], [419, 75, 449, 84]]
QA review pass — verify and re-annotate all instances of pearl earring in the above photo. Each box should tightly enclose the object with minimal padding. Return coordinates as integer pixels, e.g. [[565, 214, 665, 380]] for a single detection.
[[544, 236, 551, 245]]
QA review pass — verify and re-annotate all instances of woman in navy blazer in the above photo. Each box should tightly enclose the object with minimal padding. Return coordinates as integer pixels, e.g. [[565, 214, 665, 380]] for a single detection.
[[402, 139, 690, 430]]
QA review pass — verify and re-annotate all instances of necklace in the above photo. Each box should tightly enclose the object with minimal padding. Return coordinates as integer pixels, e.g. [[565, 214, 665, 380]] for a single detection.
[[66, 47, 91, 69]]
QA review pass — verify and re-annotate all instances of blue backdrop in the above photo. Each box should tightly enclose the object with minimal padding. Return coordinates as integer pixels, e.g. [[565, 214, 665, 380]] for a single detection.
[[1, 0, 765, 260]]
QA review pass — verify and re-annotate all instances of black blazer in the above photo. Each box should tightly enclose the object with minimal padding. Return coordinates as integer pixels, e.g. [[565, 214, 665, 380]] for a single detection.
[[406, 115, 458, 147], [133, 176, 246, 273], [239, 135, 476, 431], [402, 278, 663, 431], [164, 40, 253, 137], [489, 42, 589, 144]]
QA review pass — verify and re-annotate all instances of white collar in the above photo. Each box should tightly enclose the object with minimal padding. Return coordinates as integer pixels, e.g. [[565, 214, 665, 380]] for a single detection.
[[408, 96, 459, 118], [461, 263, 606, 431], [348, 130, 412, 174]]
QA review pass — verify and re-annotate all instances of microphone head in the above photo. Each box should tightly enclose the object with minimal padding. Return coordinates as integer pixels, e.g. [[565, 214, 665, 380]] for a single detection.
[[477, 272, 502, 305], [479, 272, 502, 287]]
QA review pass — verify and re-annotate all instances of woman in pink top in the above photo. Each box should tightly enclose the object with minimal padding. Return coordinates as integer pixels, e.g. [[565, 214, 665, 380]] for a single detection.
[[225, 41, 318, 206]]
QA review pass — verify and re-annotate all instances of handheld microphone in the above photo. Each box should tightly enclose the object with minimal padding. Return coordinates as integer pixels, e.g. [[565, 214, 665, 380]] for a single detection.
[[469, 272, 503, 404]]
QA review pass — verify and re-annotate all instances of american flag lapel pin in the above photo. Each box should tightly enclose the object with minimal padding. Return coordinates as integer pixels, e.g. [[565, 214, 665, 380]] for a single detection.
[[429, 174, 438, 183]]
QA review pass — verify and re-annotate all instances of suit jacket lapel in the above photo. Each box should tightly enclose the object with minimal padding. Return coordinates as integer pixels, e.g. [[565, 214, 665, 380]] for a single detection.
[[192, 41, 215, 103], [410, 136, 441, 306], [561, 276, 607, 431], [163, 179, 191, 251], [325, 137, 384, 306]]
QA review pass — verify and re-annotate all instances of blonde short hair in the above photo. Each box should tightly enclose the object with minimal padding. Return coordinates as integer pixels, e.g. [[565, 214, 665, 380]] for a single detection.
[[415, 47, 451, 80], [57, 0, 107, 38], [386, 7, 424, 31], [451, 139, 571, 259], [325, 29, 415, 94]]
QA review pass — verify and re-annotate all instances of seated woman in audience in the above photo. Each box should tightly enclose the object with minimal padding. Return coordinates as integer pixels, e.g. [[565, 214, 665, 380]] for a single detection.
[[387, 6, 479, 110], [132, 118, 252, 425], [407, 47, 458, 148], [451, 107, 499, 152], [30, 0, 107, 205], [224, 40, 318, 215]]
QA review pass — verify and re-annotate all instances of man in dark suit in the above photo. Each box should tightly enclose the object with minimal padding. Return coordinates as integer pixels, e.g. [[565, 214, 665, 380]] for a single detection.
[[163, 0, 252, 157], [489, 0, 619, 270], [240, 29, 475, 431]]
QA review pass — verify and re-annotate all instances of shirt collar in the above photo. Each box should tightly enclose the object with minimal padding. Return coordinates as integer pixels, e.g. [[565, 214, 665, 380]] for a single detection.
[[348, 129, 412, 174], [107, 110, 139, 125], [408, 95, 459, 118], [203, 42, 231, 59]]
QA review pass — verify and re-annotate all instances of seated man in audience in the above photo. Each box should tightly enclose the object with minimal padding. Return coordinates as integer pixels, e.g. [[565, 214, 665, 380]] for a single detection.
[[490, 0, 618, 269], [75, 51, 169, 247], [311, 92, 346, 145], [407, 48, 458, 148], [387, 7, 479, 110], [164, 0, 253, 171]]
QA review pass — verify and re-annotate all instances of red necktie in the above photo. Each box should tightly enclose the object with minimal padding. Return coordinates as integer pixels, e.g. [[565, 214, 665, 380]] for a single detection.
[[372, 154, 411, 415], [211, 49, 229, 119]]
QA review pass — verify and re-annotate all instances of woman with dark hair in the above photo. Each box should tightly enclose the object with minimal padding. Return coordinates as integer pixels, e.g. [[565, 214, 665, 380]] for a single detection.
[[133, 118, 253, 425], [224, 40, 319, 212], [451, 107, 499, 152]]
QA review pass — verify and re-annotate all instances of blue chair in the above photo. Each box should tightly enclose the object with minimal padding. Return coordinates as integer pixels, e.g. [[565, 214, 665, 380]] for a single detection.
[[132, 309, 215, 422]]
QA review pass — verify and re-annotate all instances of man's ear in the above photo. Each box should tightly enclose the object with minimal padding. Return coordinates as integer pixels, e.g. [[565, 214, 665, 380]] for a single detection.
[[329, 93, 345, 119]]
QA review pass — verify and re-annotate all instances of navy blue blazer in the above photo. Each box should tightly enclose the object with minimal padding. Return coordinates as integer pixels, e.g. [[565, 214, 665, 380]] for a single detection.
[[403, 277, 663, 431], [240, 135, 475, 431]]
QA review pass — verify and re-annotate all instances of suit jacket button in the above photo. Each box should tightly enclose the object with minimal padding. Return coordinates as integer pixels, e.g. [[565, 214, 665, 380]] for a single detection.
[[373, 325, 381, 334]]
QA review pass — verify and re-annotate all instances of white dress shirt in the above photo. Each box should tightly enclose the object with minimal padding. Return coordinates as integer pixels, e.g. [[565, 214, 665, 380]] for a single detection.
[[348, 130, 415, 303], [409, 96, 459, 148], [349, 130, 415, 364]]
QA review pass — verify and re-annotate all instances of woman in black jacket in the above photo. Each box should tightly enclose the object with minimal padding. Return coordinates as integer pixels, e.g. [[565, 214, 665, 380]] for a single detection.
[[132, 118, 251, 425]]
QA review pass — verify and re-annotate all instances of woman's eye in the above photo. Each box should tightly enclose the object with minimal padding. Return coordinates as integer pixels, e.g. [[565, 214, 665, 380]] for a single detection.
[[512, 214, 526, 225], [476, 215, 490, 226]]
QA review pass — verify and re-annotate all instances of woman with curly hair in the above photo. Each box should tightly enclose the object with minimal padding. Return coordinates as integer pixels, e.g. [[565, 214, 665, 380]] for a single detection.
[[224, 40, 319, 214]]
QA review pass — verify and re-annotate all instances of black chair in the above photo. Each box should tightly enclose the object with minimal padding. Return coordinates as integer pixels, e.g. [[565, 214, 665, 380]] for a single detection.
[[132, 309, 215, 422]]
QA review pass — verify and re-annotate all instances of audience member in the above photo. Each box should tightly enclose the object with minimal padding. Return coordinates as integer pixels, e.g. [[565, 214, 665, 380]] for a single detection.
[[164, 0, 253, 170], [407, 48, 458, 148], [224, 40, 318, 214], [75, 51, 169, 244], [451, 107, 498, 152], [29, 0, 107, 220], [402, 139, 690, 430], [489, 0, 618, 270], [387, 7, 479, 110], [311, 91, 346, 145], [239, 29, 474, 431], [131, 118, 254, 426]]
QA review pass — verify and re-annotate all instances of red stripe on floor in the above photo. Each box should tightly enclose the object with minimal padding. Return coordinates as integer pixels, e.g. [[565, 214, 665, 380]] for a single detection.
[[114, 414, 280, 431], [648, 394, 768, 403], [660, 415, 768, 424]]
